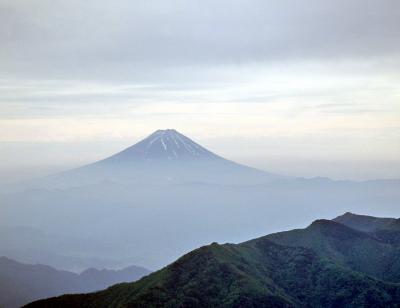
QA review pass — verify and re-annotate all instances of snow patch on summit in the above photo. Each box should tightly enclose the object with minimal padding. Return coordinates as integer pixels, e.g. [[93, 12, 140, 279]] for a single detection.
[[103, 129, 221, 162]]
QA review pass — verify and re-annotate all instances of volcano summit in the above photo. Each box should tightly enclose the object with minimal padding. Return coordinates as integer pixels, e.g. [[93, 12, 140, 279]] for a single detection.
[[102, 129, 221, 162]]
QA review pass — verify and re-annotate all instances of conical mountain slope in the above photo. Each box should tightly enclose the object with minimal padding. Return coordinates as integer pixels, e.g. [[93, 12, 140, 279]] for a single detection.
[[47, 129, 281, 187], [101, 129, 221, 162]]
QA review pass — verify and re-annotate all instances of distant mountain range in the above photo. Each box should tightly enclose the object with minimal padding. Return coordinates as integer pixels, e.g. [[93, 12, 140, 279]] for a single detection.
[[0, 257, 150, 308], [1, 130, 399, 271], [0, 225, 140, 272], [27, 213, 400, 308]]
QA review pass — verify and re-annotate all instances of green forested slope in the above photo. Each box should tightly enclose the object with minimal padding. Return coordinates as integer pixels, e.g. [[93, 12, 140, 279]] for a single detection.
[[26, 214, 400, 308]]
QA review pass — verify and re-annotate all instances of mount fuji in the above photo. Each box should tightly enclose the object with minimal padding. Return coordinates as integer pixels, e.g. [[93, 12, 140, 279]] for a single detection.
[[46, 129, 281, 188]]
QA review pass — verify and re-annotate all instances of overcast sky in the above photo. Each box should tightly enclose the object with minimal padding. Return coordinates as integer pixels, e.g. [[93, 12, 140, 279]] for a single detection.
[[0, 0, 399, 181]]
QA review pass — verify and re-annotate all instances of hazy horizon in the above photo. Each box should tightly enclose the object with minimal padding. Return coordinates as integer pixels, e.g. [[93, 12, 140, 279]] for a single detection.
[[1, 130, 399, 184]]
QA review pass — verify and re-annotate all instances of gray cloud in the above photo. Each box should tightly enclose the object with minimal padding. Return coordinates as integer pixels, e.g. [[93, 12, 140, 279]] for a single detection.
[[0, 0, 399, 81]]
